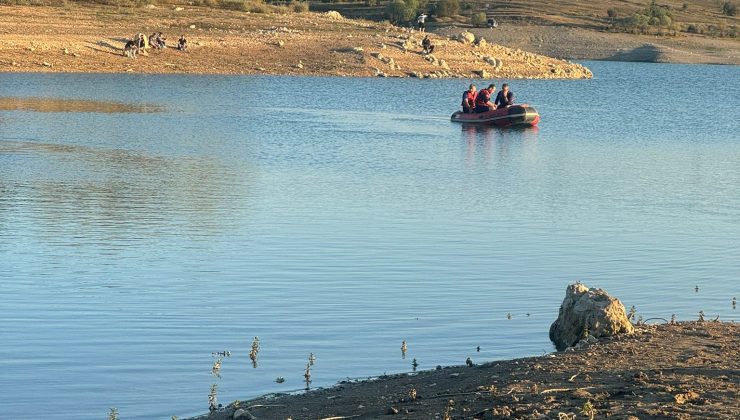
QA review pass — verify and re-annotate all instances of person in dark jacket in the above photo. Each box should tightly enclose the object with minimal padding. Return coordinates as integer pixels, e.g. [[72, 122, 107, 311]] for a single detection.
[[494, 83, 514, 108]]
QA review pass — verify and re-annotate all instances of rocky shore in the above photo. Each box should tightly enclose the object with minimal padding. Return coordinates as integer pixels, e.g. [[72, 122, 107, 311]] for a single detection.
[[0, 5, 590, 79], [189, 321, 738, 419], [187, 285, 738, 419]]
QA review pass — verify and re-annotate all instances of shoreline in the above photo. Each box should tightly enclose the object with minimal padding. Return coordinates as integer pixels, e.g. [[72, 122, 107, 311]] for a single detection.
[[0, 5, 593, 79], [187, 321, 739, 419]]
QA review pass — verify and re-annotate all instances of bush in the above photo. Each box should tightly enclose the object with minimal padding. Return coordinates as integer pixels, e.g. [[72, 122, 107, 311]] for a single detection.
[[470, 11, 487, 26], [607, 8, 618, 19], [722, 1, 737, 16], [385, 0, 417, 24], [435, 0, 459, 17], [291, 0, 308, 12]]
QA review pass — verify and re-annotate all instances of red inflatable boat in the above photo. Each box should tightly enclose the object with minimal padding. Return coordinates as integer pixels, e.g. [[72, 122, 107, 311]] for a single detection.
[[451, 105, 540, 127]]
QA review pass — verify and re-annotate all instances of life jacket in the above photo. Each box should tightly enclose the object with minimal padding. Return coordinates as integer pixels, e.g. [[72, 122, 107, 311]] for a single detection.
[[461, 90, 476, 106], [475, 88, 491, 105]]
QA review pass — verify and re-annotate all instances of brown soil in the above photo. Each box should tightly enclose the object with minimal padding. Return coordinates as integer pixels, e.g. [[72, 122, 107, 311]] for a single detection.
[[0, 4, 590, 79], [190, 322, 739, 419], [457, 25, 740, 65]]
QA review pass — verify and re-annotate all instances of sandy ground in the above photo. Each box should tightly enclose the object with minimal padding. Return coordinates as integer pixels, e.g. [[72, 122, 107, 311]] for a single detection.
[[0, 5, 591, 79], [189, 321, 739, 419], [455, 25, 740, 65]]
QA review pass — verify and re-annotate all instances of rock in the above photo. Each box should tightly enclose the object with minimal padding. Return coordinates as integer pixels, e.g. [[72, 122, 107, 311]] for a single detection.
[[549, 283, 634, 351], [438, 59, 449, 69], [457, 31, 476, 44], [408, 71, 422, 78], [476, 38, 488, 48], [41, 62, 52, 67], [674, 390, 701, 404], [233, 408, 256, 419], [325, 11, 343, 20], [296, 62, 303, 69], [352, 47, 364, 52], [189, 24, 196, 29], [174, 6, 184, 11], [371, 52, 384, 60], [276, 40, 285, 47], [473, 69, 489, 78], [387, 406, 399, 415]]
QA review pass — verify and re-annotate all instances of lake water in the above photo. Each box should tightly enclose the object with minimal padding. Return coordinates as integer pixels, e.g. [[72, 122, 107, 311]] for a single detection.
[[1, 62, 739, 419]]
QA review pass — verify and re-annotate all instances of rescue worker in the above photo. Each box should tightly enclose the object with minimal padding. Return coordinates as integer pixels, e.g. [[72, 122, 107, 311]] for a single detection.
[[494, 83, 515, 108], [474, 83, 497, 113], [461, 84, 477, 113]]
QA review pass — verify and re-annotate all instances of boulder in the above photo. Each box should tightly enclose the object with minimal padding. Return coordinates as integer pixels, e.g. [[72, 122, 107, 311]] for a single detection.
[[457, 31, 476, 44], [325, 11, 343, 20], [549, 283, 634, 350]]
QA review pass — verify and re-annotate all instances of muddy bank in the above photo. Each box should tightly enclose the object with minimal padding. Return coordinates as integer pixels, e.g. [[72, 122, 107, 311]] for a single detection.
[[188, 322, 738, 419], [0, 5, 590, 79]]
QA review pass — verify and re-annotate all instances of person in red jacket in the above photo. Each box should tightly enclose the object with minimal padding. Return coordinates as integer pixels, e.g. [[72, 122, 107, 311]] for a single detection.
[[474, 84, 497, 113], [461, 84, 477, 113]]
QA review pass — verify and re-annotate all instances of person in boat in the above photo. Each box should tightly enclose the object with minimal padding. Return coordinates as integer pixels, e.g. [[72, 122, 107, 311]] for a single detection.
[[474, 83, 497, 113], [421, 35, 434, 54], [461, 84, 477, 113], [494, 83, 514, 108]]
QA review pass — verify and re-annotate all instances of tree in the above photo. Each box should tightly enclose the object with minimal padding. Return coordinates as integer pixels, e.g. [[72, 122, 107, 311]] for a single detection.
[[385, 0, 418, 24], [722, 1, 737, 16], [471, 12, 487, 26], [435, 0, 459, 17]]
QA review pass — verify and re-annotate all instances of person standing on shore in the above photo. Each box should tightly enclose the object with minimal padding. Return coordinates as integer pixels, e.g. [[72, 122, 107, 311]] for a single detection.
[[474, 83, 496, 113], [417, 14, 427, 32], [461, 84, 477, 113], [494, 83, 514, 108]]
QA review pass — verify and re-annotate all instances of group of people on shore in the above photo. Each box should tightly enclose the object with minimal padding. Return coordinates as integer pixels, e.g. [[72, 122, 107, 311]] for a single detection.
[[123, 32, 188, 58], [461, 83, 514, 113]]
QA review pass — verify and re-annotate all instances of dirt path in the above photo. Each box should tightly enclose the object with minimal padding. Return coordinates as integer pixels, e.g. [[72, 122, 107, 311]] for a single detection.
[[0, 5, 590, 79], [189, 322, 739, 419]]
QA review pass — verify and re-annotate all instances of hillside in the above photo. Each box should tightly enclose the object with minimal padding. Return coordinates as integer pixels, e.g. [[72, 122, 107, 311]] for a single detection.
[[0, 4, 593, 78]]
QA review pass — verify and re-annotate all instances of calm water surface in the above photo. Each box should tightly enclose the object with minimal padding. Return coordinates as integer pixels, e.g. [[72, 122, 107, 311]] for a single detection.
[[1, 62, 739, 419]]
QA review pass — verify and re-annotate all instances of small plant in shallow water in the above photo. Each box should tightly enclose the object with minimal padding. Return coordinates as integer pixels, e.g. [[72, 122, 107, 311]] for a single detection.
[[627, 305, 637, 321], [733, 297, 737, 309], [466, 357, 473, 367], [582, 326, 590, 338], [411, 358, 419, 371], [698, 310, 705, 322], [304, 362, 312, 389], [208, 384, 218, 412], [695, 285, 699, 292], [309, 352, 316, 366], [507, 312, 512, 320], [671, 314, 676, 324], [108, 407, 119, 420], [249, 336, 260, 367], [212, 358, 222, 378], [401, 340, 407, 357], [275, 376, 285, 383], [637, 315, 644, 325]]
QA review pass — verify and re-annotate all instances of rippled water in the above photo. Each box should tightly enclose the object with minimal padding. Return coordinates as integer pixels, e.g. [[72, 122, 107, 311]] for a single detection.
[[1, 62, 739, 419]]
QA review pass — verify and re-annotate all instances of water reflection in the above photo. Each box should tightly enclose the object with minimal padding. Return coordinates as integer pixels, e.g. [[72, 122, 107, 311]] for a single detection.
[[461, 125, 540, 166], [0, 97, 164, 113], [0, 139, 251, 248]]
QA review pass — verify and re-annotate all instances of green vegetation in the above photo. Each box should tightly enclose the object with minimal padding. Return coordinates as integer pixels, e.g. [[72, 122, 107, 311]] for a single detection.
[[722, 1, 737, 16], [384, 0, 426, 24], [435, 0, 459, 17], [470, 11, 486, 26], [610, 0, 678, 35]]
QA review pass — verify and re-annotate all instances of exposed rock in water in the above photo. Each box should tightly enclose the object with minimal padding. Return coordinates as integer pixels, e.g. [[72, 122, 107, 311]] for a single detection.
[[549, 283, 634, 350]]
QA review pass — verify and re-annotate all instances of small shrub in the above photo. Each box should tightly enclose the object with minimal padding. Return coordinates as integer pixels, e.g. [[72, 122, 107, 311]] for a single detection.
[[291, 0, 308, 12], [607, 8, 618, 19], [722, 1, 737, 16], [470, 11, 487, 26], [435, 0, 459, 17]]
